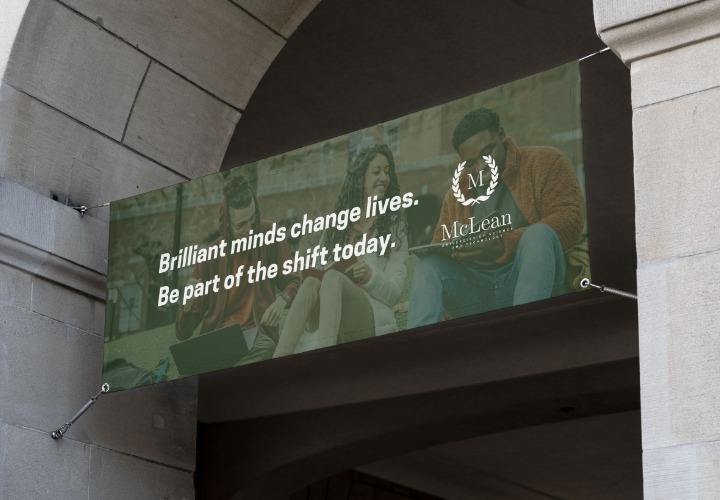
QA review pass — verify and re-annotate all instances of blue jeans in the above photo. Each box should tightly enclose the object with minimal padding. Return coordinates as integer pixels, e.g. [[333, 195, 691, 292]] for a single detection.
[[407, 223, 567, 329]]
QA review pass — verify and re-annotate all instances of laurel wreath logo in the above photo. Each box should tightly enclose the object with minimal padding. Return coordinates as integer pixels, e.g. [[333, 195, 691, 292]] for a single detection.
[[452, 155, 499, 206]]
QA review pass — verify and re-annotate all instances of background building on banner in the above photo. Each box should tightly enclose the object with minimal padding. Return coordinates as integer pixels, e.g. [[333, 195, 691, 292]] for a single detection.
[[0, 1, 717, 499]]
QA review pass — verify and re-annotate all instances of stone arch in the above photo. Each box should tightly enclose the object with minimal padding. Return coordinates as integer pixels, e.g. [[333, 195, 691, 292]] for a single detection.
[[2, 0, 321, 210], [0, 0, 319, 497], [0, 0, 647, 498]]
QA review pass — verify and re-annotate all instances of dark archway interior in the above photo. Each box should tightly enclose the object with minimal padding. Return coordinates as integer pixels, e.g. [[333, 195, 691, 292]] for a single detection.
[[203, 1, 639, 498]]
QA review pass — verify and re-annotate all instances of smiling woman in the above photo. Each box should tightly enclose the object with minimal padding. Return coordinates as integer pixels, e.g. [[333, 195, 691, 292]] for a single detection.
[[321, 144, 405, 255], [273, 144, 410, 356]]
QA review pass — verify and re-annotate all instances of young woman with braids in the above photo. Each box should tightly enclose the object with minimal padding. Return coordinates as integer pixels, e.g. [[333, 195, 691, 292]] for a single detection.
[[273, 144, 409, 357]]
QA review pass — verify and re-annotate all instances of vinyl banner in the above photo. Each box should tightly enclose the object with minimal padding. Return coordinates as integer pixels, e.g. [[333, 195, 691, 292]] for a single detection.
[[103, 61, 588, 391]]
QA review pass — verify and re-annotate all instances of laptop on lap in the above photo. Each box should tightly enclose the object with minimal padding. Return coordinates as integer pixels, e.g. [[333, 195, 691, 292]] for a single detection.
[[169, 324, 249, 376]]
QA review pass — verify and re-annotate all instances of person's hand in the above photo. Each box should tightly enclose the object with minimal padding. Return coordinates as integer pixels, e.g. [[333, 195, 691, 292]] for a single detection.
[[182, 278, 200, 312], [345, 261, 372, 285], [261, 296, 286, 328], [451, 238, 504, 262]]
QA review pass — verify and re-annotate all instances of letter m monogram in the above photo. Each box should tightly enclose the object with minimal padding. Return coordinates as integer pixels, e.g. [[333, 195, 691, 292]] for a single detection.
[[467, 171, 483, 189]]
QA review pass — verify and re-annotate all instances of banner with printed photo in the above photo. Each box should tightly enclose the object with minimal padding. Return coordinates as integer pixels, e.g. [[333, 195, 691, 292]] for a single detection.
[[103, 61, 588, 391]]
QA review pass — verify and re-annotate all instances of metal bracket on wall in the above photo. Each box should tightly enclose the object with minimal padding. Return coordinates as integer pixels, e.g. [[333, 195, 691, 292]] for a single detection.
[[50, 383, 110, 439]]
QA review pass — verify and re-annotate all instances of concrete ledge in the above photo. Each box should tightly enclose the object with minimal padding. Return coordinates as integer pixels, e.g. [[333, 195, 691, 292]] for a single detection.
[[0, 178, 107, 276], [0, 234, 106, 300], [597, 0, 720, 64], [593, 0, 699, 33], [631, 35, 720, 108]]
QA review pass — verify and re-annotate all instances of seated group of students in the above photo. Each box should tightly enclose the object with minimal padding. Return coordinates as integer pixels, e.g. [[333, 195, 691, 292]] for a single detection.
[[175, 108, 587, 364]]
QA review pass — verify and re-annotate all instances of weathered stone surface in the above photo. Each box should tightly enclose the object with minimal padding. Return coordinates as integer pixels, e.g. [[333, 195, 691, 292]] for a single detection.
[[0, 0, 30, 78], [0, 304, 99, 430], [644, 440, 720, 499], [60, 0, 285, 109], [0, 422, 194, 500], [637, 261, 674, 451], [234, 0, 321, 38], [0, 178, 108, 274], [599, 2, 720, 496], [93, 301, 106, 337], [596, 0, 720, 64], [89, 446, 194, 500], [0, 261, 32, 309], [0, 83, 185, 222], [4, 0, 149, 139], [633, 87, 720, 263], [632, 35, 720, 108], [0, 231, 106, 300], [0, 423, 90, 500], [123, 63, 241, 178], [0, 303, 198, 469], [638, 252, 720, 450], [594, 0, 696, 33], [84, 378, 198, 470], [31, 277, 97, 334]]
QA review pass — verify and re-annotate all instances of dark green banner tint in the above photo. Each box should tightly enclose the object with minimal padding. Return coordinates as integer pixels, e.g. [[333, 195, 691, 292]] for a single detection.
[[103, 61, 588, 391]]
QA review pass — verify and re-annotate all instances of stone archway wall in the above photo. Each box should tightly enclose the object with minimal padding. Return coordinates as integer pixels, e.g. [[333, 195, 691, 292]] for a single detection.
[[595, 1, 720, 497], [0, 0, 318, 497]]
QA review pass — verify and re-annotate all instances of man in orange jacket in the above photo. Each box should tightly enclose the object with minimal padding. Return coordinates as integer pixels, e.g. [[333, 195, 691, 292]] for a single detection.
[[407, 108, 585, 328]]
